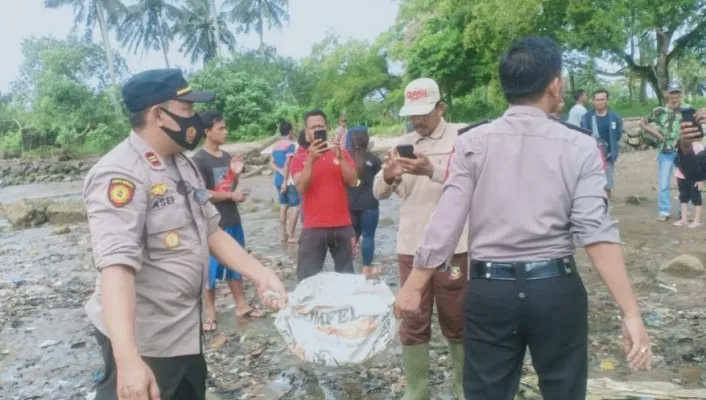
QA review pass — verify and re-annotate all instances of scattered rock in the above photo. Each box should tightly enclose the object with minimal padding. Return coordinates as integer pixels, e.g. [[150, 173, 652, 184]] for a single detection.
[[625, 195, 648, 206], [660, 254, 706, 278], [3, 199, 51, 228], [46, 201, 86, 225], [52, 226, 71, 235]]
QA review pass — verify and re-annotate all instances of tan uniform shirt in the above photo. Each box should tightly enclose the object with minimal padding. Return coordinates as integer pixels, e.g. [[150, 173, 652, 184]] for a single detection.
[[84, 132, 221, 357], [373, 118, 469, 256], [413, 106, 621, 268]]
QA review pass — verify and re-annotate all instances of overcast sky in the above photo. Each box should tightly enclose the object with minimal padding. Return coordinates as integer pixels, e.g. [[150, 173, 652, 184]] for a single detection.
[[0, 0, 400, 92]]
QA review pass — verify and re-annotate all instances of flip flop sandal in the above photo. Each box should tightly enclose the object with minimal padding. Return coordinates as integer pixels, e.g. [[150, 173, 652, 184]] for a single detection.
[[237, 308, 265, 318], [202, 320, 217, 332]]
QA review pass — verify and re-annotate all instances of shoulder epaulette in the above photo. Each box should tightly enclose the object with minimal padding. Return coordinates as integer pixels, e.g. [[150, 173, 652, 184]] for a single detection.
[[458, 120, 491, 136], [558, 120, 593, 136]]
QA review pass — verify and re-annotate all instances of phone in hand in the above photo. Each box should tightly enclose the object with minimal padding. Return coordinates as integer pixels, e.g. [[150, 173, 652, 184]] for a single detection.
[[396, 144, 417, 159], [313, 129, 328, 146], [681, 107, 705, 138]]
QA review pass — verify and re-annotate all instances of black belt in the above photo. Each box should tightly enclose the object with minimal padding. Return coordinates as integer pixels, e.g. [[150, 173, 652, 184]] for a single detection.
[[469, 256, 575, 280]]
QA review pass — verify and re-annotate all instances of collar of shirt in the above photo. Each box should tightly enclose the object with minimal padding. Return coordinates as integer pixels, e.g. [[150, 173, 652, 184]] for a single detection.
[[129, 131, 166, 171], [503, 105, 550, 119], [413, 118, 448, 143]]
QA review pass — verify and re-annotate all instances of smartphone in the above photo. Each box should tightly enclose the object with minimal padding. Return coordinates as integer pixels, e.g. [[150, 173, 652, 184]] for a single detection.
[[396, 144, 417, 159], [314, 129, 328, 145], [681, 108, 705, 138]]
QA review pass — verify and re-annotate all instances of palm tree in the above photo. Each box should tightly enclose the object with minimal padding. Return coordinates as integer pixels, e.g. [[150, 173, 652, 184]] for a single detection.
[[226, 0, 289, 49], [118, 0, 182, 68], [44, 0, 126, 88], [174, 0, 236, 65]]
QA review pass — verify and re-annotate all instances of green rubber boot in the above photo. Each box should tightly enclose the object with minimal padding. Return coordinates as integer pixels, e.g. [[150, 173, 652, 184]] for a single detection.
[[401, 343, 430, 400], [448, 341, 464, 399]]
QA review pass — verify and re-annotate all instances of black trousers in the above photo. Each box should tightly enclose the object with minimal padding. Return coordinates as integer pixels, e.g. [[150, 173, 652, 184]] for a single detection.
[[297, 226, 355, 281], [463, 268, 588, 400], [94, 330, 207, 400], [677, 178, 703, 206]]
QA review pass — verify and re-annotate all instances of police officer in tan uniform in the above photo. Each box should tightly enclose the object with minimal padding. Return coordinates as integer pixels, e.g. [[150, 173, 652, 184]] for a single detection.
[[394, 37, 651, 400], [84, 69, 287, 400]]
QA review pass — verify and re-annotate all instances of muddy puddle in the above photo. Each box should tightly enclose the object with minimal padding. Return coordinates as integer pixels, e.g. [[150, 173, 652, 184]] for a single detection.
[[1, 153, 706, 399]]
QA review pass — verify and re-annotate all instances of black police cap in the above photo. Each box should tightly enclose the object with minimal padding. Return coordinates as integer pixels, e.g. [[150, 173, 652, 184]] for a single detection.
[[122, 69, 214, 113]]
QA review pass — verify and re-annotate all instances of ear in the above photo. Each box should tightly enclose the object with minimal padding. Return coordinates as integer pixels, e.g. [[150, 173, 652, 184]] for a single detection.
[[149, 105, 163, 127], [436, 102, 446, 116]]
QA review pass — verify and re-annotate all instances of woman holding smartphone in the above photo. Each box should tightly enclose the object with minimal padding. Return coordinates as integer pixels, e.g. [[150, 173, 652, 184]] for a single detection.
[[347, 127, 382, 277]]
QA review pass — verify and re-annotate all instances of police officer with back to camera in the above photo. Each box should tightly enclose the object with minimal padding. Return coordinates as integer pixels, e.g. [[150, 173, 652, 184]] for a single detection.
[[83, 69, 287, 400], [393, 37, 652, 400]]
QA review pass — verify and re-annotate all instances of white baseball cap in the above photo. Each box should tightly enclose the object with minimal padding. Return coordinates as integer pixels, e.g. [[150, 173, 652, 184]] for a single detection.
[[399, 78, 441, 117]]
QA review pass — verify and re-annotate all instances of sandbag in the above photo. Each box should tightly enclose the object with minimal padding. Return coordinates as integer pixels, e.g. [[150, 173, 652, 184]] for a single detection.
[[274, 272, 397, 366]]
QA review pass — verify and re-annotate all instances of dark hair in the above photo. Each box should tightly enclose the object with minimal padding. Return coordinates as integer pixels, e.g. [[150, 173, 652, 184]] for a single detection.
[[593, 88, 610, 99], [499, 36, 563, 104], [199, 110, 224, 130], [574, 89, 586, 101], [279, 121, 293, 136], [297, 129, 309, 149], [304, 109, 328, 127], [128, 110, 148, 130], [349, 126, 370, 176]]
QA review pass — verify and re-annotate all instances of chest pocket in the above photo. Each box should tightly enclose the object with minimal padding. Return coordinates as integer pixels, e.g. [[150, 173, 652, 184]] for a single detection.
[[144, 202, 190, 260]]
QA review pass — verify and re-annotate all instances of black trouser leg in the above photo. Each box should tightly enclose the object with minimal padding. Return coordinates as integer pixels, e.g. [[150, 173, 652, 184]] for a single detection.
[[297, 228, 327, 281], [463, 279, 526, 400], [526, 273, 588, 400], [329, 226, 355, 274], [94, 329, 207, 400]]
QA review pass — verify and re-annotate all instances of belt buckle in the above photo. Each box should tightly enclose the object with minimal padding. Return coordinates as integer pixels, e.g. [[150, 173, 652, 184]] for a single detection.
[[562, 257, 573, 275]]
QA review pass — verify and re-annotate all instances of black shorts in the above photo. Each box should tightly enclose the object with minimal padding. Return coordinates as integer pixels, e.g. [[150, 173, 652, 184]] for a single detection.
[[94, 329, 207, 400]]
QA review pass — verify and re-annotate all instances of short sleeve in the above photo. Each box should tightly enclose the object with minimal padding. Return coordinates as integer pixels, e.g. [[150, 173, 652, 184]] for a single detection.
[[84, 166, 147, 272], [290, 153, 306, 174], [204, 202, 221, 236], [286, 143, 296, 155], [569, 146, 621, 246]]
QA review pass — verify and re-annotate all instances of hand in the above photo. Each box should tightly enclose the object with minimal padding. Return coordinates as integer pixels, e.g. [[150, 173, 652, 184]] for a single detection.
[[330, 140, 342, 161], [697, 182, 703, 191], [116, 356, 160, 400], [679, 108, 705, 152], [307, 139, 328, 161], [362, 266, 381, 278], [621, 314, 652, 371], [231, 191, 245, 203], [393, 284, 422, 320], [256, 270, 288, 310], [396, 151, 434, 178], [382, 149, 404, 182], [231, 153, 245, 174], [279, 185, 288, 194]]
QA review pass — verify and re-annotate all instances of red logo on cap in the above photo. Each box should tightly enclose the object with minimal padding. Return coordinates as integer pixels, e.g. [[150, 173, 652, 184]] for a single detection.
[[406, 89, 428, 101]]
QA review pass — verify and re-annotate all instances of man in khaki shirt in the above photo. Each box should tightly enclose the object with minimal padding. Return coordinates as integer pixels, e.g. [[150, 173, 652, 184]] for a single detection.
[[373, 77, 469, 399], [84, 69, 287, 400]]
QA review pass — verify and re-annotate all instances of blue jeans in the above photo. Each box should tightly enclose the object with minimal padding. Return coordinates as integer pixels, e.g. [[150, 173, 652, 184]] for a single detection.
[[350, 208, 379, 266], [275, 183, 300, 207], [207, 224, 245, 288], [658, 151, 677, 217]]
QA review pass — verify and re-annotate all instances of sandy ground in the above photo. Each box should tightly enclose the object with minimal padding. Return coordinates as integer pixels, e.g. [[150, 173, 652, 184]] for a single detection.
[[1, 149, 705, 400]]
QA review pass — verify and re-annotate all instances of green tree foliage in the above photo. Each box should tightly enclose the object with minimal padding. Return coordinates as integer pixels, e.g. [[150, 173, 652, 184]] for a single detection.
[[174, 0, 236, 65], [5, 36, 129, 151], [189, 64, 279, 140], [226, 0, 289, 48]]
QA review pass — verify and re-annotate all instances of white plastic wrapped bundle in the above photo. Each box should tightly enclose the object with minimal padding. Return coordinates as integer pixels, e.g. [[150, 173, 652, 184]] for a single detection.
[[274, 272, 397, 367]]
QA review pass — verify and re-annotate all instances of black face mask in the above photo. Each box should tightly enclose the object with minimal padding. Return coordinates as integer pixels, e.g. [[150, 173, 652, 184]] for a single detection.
[[159, 107, 205, 150]]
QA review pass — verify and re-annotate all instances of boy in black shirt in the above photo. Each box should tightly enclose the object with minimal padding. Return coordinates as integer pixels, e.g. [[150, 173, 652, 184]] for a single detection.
[[192, 111, 263, 332]]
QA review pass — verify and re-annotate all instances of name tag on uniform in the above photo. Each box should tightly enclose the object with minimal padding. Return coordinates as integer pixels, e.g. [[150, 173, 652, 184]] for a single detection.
[[152, 195, 176, 210]]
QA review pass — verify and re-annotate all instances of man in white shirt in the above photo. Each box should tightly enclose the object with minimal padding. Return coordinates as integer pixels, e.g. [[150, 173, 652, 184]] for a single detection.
[[567, 89, 588, 126]]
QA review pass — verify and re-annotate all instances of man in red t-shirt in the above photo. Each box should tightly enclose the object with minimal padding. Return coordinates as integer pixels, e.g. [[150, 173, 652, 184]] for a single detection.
[[290, 109, 359, 281]]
